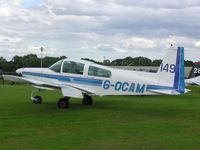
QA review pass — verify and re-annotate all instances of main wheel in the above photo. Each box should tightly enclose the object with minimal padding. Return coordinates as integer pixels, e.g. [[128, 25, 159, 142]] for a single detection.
[[33, 96, 42, 104], [57, 98, 69, 109], [82, 95, 93, 105]]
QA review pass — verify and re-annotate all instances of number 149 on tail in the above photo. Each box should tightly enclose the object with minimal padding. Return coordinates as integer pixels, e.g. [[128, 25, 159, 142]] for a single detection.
[[160, 63, 176, 73]]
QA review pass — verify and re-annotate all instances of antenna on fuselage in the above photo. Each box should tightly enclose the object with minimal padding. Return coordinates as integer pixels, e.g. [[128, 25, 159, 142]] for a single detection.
[[40, 47, 44, 68]]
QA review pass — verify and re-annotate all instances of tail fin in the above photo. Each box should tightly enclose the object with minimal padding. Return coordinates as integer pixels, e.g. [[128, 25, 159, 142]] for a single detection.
[[188, 62, 200, 78], [157, 47, 185, 94]]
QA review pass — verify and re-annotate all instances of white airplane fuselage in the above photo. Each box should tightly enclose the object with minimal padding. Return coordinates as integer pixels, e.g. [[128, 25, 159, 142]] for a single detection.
[[17, 63, 159, 97]]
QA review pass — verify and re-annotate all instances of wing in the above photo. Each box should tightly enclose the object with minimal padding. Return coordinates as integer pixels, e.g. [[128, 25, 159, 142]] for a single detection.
[[3, 75, 44, 85], [3, 75, 95, 98]]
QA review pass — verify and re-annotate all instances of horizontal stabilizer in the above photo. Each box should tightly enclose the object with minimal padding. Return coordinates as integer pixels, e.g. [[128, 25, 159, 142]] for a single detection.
[[185, 88, 191, 93], [148, 89, 181, 95]]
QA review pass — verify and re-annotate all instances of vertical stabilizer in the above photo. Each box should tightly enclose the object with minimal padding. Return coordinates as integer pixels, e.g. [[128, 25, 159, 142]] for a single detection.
[[157, 47, 185, 93]]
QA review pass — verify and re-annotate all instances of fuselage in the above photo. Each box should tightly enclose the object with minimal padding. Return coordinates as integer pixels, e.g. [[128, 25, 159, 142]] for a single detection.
[[16, 58, 170, 96]]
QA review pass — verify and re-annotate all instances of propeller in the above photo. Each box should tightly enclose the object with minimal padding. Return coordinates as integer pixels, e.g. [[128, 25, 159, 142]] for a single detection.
[[0, 70, 15, 85]]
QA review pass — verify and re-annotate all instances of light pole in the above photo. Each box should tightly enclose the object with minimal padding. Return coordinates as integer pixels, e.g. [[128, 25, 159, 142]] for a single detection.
[[40, 47, 44, 68]]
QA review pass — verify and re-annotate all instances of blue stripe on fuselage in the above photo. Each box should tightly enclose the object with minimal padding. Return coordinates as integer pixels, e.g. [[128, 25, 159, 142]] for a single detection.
[[146, 85, 173, 90], [22, 71, 103, 86], [23, 72, 182, 92]]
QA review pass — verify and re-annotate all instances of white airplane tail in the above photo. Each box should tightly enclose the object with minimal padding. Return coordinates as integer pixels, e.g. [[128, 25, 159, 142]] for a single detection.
[[155, 47, 185, 94]]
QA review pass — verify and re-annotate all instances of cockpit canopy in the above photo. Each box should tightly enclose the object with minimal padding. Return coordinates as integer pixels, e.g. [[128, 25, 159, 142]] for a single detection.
[[49, 59, 112, 78]]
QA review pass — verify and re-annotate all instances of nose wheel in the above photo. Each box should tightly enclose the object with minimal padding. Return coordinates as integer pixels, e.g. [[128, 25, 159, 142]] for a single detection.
[[82, 95, 93, 105], [32, 96, 42, 104], [31, 89, 43, 104]]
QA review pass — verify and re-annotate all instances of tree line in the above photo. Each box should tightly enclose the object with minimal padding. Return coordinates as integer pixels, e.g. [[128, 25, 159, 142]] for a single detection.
[[108, 57, 193, 67], [0, 54, 194, 73], [0, 54, 66, 72]]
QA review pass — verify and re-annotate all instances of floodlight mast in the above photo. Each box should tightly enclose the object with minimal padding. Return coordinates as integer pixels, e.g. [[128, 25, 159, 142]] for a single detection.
[[40, 47, 44, 68]]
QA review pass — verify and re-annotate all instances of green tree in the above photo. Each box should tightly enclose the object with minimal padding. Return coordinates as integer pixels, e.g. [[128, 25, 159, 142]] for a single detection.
[[0, 57, 7, 70], [184, 60, 193, 67], [111, 59, 123, 66], [152, 59, 162, 66], [43, 56, 67, 67], [131, 57, 152, 66], [23, 54, 40, 67]]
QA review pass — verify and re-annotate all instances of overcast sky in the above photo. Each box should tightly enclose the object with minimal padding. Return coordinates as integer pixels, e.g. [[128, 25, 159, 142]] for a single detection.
[[0, 0, 200, 61]]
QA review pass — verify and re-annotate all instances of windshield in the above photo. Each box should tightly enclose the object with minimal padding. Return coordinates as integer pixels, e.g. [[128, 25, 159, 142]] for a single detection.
[[49, 60, 63, 73]]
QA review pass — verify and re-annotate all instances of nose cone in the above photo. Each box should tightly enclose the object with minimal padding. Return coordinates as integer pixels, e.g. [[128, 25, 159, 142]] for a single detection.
[[16, 68, 23, 75]]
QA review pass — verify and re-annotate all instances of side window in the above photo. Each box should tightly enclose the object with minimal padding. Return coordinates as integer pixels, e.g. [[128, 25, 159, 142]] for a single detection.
[[88, 66, 111, 78], [49, 60, 63, 73], [63, 61, 84, 75]]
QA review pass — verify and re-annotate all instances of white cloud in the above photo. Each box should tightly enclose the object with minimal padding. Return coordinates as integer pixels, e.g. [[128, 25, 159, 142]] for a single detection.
[[0, 36, 23, 44], [45, 0, 70, 6], [195, 41, 200, 48], [115, 0, 200, 9], [118, 37, 156, 49], [0, 0, 200, 61]]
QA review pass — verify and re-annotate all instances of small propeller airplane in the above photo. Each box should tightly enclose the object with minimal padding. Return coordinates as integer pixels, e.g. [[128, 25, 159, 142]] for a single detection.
[[3, 46, 186, 109]]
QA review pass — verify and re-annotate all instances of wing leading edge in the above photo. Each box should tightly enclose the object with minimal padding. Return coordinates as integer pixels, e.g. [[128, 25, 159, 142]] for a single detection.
[[2, 75, 94, 98]]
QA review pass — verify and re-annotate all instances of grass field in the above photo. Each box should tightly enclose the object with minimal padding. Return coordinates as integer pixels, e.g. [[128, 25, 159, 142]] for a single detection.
[[0, 85, 200, 150]]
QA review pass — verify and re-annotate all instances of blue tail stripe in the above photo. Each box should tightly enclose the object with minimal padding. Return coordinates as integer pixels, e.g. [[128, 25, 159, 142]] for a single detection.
[[173, 47, 180, 89], [179, 47, 185, 93], [173, 47, 185, 93]]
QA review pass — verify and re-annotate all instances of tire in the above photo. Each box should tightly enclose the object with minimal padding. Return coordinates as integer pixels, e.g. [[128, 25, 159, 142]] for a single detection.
[[83, 95, 93, 105], [33, 96, 42, 104], [57, 98, 69, 109]]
